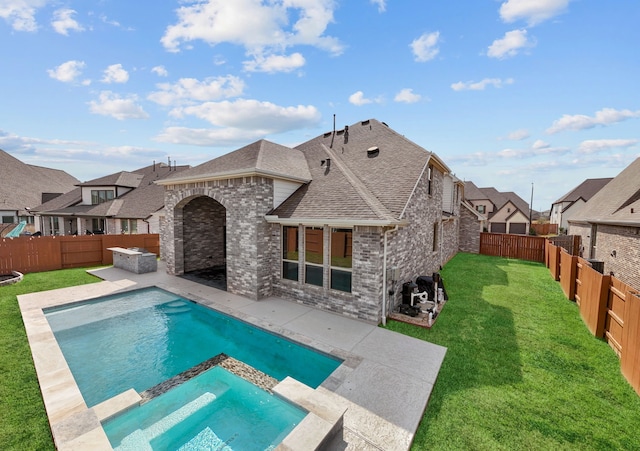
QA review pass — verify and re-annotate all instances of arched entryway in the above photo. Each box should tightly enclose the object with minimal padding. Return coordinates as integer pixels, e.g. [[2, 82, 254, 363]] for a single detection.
[[176, 195, 227, 290]]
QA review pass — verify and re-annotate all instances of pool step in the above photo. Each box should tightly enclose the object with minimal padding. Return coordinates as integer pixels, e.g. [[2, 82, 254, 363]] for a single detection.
[[115, 392, 217, 450], [163, 300, 192, 314]]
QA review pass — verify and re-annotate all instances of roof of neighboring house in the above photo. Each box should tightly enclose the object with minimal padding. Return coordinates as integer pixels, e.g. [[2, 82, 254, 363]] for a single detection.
[[159, 140, 312, 184], [0, 149, 79, 215], [569, 157, 640, 226], [33, 163, 189, 219], [272, 119, 450, 224], [552, 178, 613, 204], [462, 181, 487, 201]]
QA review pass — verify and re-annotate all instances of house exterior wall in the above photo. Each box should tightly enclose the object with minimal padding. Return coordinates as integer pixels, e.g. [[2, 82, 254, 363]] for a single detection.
[[271, 224, 383, 323], [162, 176, 274, 300], [568, 222, 592, 257], [183, 196, 226, 272], [561, 200, 586, 231], [459, 206, 481, 253], [592, 224, 640, 288], [441, 218, 458, 265]]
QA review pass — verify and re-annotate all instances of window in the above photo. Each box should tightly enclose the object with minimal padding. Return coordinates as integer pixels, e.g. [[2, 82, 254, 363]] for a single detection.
[[305, 226, 323, 286], [433, 222, 439, 252], [427, 165, 433, 196], [121, 219, 128, 233], [476, 205, 486, 214], [91, 190, 115, 205], [92, 218, 105, 233], [1, 216, 13, 223], [282, 226, 299, 281], [330, 228, 352, 292]]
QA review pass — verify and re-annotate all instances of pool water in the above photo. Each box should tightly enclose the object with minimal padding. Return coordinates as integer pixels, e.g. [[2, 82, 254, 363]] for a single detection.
[[103, 366, 306, 450], [44, 287, 342, 407]]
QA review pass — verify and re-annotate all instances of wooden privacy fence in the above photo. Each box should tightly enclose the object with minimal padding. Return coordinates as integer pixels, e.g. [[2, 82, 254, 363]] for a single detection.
[[479, 233, 546, 263], [531, 223, 558, 236], [0, 234, 160, 274], [545, 241, 640, 396]]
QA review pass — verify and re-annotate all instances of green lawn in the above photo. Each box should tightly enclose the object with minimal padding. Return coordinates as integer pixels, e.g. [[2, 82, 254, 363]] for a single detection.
[[388, 253, 640, 451], [0, 268, 100, 451], [3, 256, 640, 450]]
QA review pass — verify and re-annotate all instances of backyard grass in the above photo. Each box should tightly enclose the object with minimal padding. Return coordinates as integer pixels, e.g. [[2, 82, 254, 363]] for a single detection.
[[0, 268, 100, 451], [3, 256, 640, 450], [389, 252, 640, 451]]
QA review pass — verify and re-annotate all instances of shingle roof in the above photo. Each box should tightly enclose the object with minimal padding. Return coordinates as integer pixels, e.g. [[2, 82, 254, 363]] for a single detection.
[[571, 157, 640, 225], [463, 181, 487, 201], [553, 178, 613, 204], [33, 163, 189, 219], [0, 149, 79, 215], [160, 140, 311, 183]]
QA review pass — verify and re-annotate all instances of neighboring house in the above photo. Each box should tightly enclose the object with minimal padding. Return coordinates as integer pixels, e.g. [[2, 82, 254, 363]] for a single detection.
[[157, 119, 461, 324], [568, 157, 640, 289], [550, 178, 612, 231], [459, 200, 486, 253], [464, 181, 533, 235], [0, 149, 79, 236], [32, 162, 188, 236]]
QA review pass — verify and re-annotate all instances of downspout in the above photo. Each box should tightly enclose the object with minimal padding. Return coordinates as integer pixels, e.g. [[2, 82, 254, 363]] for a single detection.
[[382, 225, 398, 326]]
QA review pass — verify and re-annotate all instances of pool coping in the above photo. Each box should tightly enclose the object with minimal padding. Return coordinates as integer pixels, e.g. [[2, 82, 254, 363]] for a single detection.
[[19, 264, 447, 450]]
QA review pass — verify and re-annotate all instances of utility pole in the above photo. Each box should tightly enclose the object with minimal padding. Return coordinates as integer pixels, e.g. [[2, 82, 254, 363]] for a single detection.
[[529, 182, 534, 232]]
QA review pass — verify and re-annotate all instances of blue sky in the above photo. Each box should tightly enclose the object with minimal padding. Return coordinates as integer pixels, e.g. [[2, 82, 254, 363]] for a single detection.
[[1, 0, 639, 212]]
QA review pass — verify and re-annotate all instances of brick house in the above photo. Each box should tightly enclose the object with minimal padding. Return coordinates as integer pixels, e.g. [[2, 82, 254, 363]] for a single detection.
[[550, 178, 612, 232], [157, 119, 460, 324], [32, 162, 188, 236], [568, 157, 640, 289], [464, 181, 533, 234]]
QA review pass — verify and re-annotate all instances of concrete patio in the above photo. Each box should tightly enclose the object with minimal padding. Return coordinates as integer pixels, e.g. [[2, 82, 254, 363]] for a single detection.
[[19, 262, 447, 450]]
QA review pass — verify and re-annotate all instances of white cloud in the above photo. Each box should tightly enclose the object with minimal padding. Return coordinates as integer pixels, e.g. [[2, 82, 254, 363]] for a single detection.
[[500, 0, 571, 26], [487, 29, 532, 59], [394, 88, 421, 104], [47, 60, 87, 84], [151, 66, 168, 77], [547, 108, 640, 134], [578, 139, 639, 154], [506, 129, 530, 140], [348, 91, 382, 106], [161, 0, 343, 68], [243, 52, 305, 73], [101, 64, 129, 84], [155, 98, 321, 146], [532, 139, 549, 149], [371, 0, 386, 13], [451, 78, 514, 91], [148, 76, 245, 106], [0, 0, 46, 32], [410, 31, 440, 62], [88, 91, 149, 120], [51, 8, 84, 35]]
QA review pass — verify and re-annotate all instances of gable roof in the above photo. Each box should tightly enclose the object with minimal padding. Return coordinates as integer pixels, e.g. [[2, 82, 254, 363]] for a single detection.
[[570, 157, 640, 226], [553, 178, 613, 204], [0, 149, 79, 216], [158, 140, 311, 184], [34, 163, 189, 219], [463, 181, 488, 201], [271, 119, 450, 224]]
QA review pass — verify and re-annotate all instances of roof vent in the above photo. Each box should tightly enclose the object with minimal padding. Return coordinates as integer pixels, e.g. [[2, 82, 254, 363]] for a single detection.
[[367, 146, 380, 158]]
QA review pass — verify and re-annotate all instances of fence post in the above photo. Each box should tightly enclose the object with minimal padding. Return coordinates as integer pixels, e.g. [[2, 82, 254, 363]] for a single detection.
[[621, 289, 640, 396]]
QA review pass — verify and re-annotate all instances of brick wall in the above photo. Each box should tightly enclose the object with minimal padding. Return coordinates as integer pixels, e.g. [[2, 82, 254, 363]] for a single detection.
[[183, 196, 225, 272], [459, 205, 481, 253], [568, 222, 591, 257], [593, 224, 640, 289]]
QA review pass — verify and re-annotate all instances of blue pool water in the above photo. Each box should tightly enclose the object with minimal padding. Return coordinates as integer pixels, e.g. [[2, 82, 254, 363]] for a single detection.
[[44, 287, 342, 407], [103, 366, 306, 450]]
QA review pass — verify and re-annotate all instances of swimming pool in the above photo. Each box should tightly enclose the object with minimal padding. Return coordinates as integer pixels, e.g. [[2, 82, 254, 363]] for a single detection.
[[44, 287, 342, 407]]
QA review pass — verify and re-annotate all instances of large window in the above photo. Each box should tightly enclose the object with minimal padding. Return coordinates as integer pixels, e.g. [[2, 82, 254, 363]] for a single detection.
[[92, 218, 105, 233], [1, 216, 13, 223], [330, 228, 352, 292], [91, 190, 115, 205], [120, 219, 138, 234], [282, 226, 299, 281], [305, 226, 324, 286]]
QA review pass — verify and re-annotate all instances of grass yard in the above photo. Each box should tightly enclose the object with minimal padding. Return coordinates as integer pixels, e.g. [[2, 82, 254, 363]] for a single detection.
[[3, 255, 639, 450], [389, 253, 640, 451], [0, 268, 100, 451]]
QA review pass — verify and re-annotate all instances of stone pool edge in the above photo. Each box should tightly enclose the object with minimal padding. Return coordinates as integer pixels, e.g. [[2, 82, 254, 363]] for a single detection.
[[18, 280, 349, 450]]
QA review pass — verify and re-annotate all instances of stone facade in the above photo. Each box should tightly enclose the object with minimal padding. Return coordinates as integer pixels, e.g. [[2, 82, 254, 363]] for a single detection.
[[162, 177, 274, 300], [591, 224, 640, 289], [568, 222, 592, 257]]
